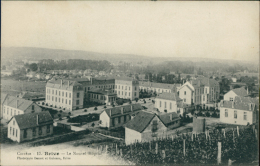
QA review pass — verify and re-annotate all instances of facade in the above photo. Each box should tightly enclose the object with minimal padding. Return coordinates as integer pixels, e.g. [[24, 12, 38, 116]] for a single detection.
[[223, 87, 248, 101], [2, 95, 42, 120], [99, 104, 143, 129], [115, 78, 139, 100], [154, 92, 182, 114], [178, 77, 220, 105], [8, 111, 53, 143], [45, 79, 84, 111], [219, 96, 258, 125], [125, 111, 180, 145], [88, 88, 117, 105], [139, 82, 181, 94]]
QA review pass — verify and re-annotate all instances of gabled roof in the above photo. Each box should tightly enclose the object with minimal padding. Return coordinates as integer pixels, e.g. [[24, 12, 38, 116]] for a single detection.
[[220, 96, 259, 111], [1, 93, 9, 105], [103, 104, 143, 118], [10, 111, 53, 130], [156, 92, 182, 101], [159, 112, 180, 125], [125, 111, 156, 133], [3, 95, 34, 111], [231, 87, 248, 97]]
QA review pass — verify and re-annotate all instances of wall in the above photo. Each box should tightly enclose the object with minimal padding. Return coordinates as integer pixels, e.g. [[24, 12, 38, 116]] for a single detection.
[[99, 111, 110, 128], [8, 118, 20, 142], [223, 91, 237, 101], [220, 107, 254, 125], [25, 103, 42, 113], [125, 127, 142, 145], [179, 86, 193, 105], [154, 99, 177, 113], [72, 90, 84, 110]]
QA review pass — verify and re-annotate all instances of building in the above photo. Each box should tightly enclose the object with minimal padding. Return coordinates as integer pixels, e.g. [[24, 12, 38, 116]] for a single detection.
[[8, 111, 53, 143], [219, 96, 259, 125], [88, 88, 117, 105], [2, 95, 42, 120], [224, 87, 248, 101], [178, 77, 220, 106], [139, 82, 181, 94], [154, 92, 183, 114], [99, 104, 143, 129], [115, 78, 139, 100], [17, 92, 45, 101], [125, 111, 180, 145], [45, 79, 84, 111]]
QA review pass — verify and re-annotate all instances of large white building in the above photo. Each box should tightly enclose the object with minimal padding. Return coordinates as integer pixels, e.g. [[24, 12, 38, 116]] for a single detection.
[[45, 79, 84, 111], [219, 96, 258, 125], [1, 94, 42, 120], [115, 78, 139, 100], [178, 77, 220, 106]]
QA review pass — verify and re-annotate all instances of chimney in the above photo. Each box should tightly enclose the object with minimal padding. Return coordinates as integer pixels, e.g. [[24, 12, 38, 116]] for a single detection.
[[16, 100, 18, 108], [36, 114, 39, 125], [110, 109, 112, 117], [61, 80, 63, 87], [121, 107, 124, 114], [170, 114, 172, 121]]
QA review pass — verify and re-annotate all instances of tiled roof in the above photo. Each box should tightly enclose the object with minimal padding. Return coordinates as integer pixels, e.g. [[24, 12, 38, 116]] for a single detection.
[[104, 104, 143, 118], [3, 96, 34, 111], [220, 96, 259, 111], [88, 88, 116, 96], [192, 77, 219, 88], [231, 87, 248, 97], [159, 112, 180, 125], [125, 111, 156, 133], [1, 93, 9, 105], [46, 79, 82, 90], [156, 92, 182, 101], [139, 82, 177, 90], [11, 111, 53, 130]]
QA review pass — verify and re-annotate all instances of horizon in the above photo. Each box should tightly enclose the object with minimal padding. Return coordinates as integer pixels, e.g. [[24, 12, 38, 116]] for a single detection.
[[2, 1, 259, 62]]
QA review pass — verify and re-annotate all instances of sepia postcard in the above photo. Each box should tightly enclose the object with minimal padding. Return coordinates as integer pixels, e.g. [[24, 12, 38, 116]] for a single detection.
[[1, 1, 259, 165]]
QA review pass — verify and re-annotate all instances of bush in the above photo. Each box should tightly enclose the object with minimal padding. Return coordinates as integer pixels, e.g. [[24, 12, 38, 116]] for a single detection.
[[94, 107, 98, 110], [59, 110, 63, 113], [104, 106, 107, 108], [59, 117, 62, 120], [68, 112, 71, 115], [84, 109, 87, 112], [67, 116, 70, 119]]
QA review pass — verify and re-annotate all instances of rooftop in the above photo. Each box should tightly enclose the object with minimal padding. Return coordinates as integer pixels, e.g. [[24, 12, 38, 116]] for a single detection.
[[3, 95, 35, 111], [103, 104, 143, 118], [156, 92, 182, 101], [231, 87, 248, 97]]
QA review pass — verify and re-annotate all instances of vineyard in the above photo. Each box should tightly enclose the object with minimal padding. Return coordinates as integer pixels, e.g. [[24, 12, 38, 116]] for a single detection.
[[95, 125, 258, 165]]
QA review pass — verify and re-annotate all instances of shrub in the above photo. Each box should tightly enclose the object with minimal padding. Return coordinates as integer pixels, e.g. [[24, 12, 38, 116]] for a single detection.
[[84, 109, 87, 112], [68, 112, 71, 115], [94, 107, 98, 110], [67, 116, 70, 119], [104, 106, 107, 108], [59, 117, 62, 120], [112, 105, 115, 107], [164, 109, 167, 113], [59, 110, 62, 113]]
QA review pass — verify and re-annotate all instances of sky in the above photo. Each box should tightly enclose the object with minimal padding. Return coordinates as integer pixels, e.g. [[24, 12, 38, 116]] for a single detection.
[[1, 1, 259, 62]]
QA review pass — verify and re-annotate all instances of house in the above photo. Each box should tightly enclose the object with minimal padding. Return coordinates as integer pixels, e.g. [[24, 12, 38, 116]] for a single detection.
[[154, 92, 183, 114], [1, 95, 42, 120], [125, 111, 181, 145], [219, 96, 259, 125], [99, 104, 143, 129], [224, 87, 248, 101], [45, 79, 84, 111], [88, 88, 117, 105], [178, 77, 220, 105], [115, 77, 139, 100], [8, 111, 53, 143]]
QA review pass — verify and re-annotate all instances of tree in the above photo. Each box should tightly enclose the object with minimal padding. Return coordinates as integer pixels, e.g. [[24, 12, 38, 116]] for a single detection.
[[91, 122, 95, 127], [29, 63, 38, 72], [94, 107, 98, 110]]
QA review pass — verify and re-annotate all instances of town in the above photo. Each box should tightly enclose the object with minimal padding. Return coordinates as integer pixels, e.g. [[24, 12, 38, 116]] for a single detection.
[[1, 55, 259, 165]]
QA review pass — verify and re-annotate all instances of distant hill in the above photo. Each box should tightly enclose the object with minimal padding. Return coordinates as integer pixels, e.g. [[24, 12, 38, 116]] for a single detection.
[[1, 47, 257, 67]]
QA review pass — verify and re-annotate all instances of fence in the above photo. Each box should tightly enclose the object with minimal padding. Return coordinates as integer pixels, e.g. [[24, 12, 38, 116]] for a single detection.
[[92, 125, 258, 165]]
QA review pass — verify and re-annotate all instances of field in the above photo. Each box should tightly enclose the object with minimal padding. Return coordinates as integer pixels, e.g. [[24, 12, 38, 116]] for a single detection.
[[1, 78, 46, 95]]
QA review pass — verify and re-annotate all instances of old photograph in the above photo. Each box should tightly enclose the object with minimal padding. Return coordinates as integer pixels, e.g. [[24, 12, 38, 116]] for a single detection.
[[1, 1, 259, 165]]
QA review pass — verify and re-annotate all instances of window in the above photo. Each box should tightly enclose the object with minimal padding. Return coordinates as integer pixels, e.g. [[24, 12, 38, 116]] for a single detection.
[[52, 96, 54, 101], [13, 120, 15, 125], [129, 87, 130, 90], [33, 128, 36, 136], [59, 91, 61, 96], [152, 120, 158, 132], [69, 100, 71, 105], [234, 110, 237, 119], [230, 98, 233, 101], [129, 92, 130, 96], [10, 127, 12, 135], [3, 107, 5, 114], [66, 92, 67, 97], [118, 91, 120, 95], [13, 128, 14, 136], [69, 93, 71, 98], [184, 98, 186, 102], [122, 91, 123, 95], [16, 129, 17, 137], [135, 87, 137, 90], [118, 117, 121, 124], [125, 92, 127, 96], [170, 103, 172, 110], [119, 85, 120, 89], [39, 126, 42, 135], [125, 86, 127, 90], [14, 110, 16, 115], [62, 92, 64, 96], [59, 98, 60, 102], [115, 85, 117, 89], [244, 112, 247, 120], [77, 93, 80, 98], [225, 109, 228, 117], [55, 97, 57, 102], [165, 102, 167, 108], [56, 90, 57, 95], [24, 130, 27, 138], [76, 100, 79, 105], [160, 101, 162, 107], [184, 91, 186, 95], [66, 99, 67, 104], [62, 99, 64, 103], [52, 90, 54, 94], [7, 108, 9, 115], [134, 92, 136, 96], [47, 125, 50, 133]]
